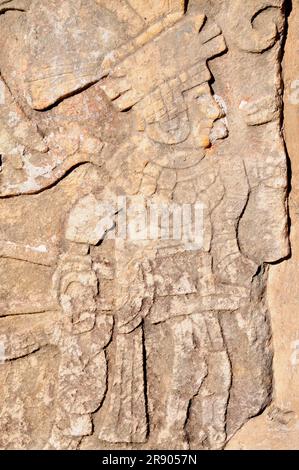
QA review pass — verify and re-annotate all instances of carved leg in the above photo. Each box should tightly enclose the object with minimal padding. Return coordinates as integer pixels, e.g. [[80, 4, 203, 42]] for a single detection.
[[97, 244, 153, 444], [157, 313, 231, 450], [187, 312, 231, 449], [157, 316, 207, 449], [98, 324, 147, 443]]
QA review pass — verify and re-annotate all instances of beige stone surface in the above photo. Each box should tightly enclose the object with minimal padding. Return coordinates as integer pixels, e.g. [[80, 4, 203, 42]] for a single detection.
[[0, 0, 297, 450], [227, 0, 299, 450]]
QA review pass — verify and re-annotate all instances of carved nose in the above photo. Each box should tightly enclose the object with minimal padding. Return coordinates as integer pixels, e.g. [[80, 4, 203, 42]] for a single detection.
[[206, 100, 223, 120]]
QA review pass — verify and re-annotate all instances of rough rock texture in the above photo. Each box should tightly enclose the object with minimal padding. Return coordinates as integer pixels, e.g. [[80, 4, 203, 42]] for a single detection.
[[0, 0, 296, 450], [227, 0, 299, 450]]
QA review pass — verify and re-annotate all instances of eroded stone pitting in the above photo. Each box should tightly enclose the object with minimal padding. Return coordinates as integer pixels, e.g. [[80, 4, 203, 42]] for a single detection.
[[0, 0, 294, 450]]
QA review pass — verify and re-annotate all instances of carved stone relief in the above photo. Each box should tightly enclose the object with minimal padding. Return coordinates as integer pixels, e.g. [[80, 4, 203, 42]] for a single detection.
[[0, 0, 296, 450]]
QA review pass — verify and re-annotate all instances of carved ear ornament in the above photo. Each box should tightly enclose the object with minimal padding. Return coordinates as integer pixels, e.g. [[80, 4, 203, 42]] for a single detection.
[[229, 0, 284, 53]]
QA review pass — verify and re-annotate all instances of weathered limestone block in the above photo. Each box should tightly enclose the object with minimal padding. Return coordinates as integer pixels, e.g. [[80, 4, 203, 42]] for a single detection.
[[0, 0, 294, 450], [227, 0, 299, 450]]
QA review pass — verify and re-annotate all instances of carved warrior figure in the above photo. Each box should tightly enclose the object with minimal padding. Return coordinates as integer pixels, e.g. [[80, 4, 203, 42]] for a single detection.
[[0, 0, 288, 450]]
